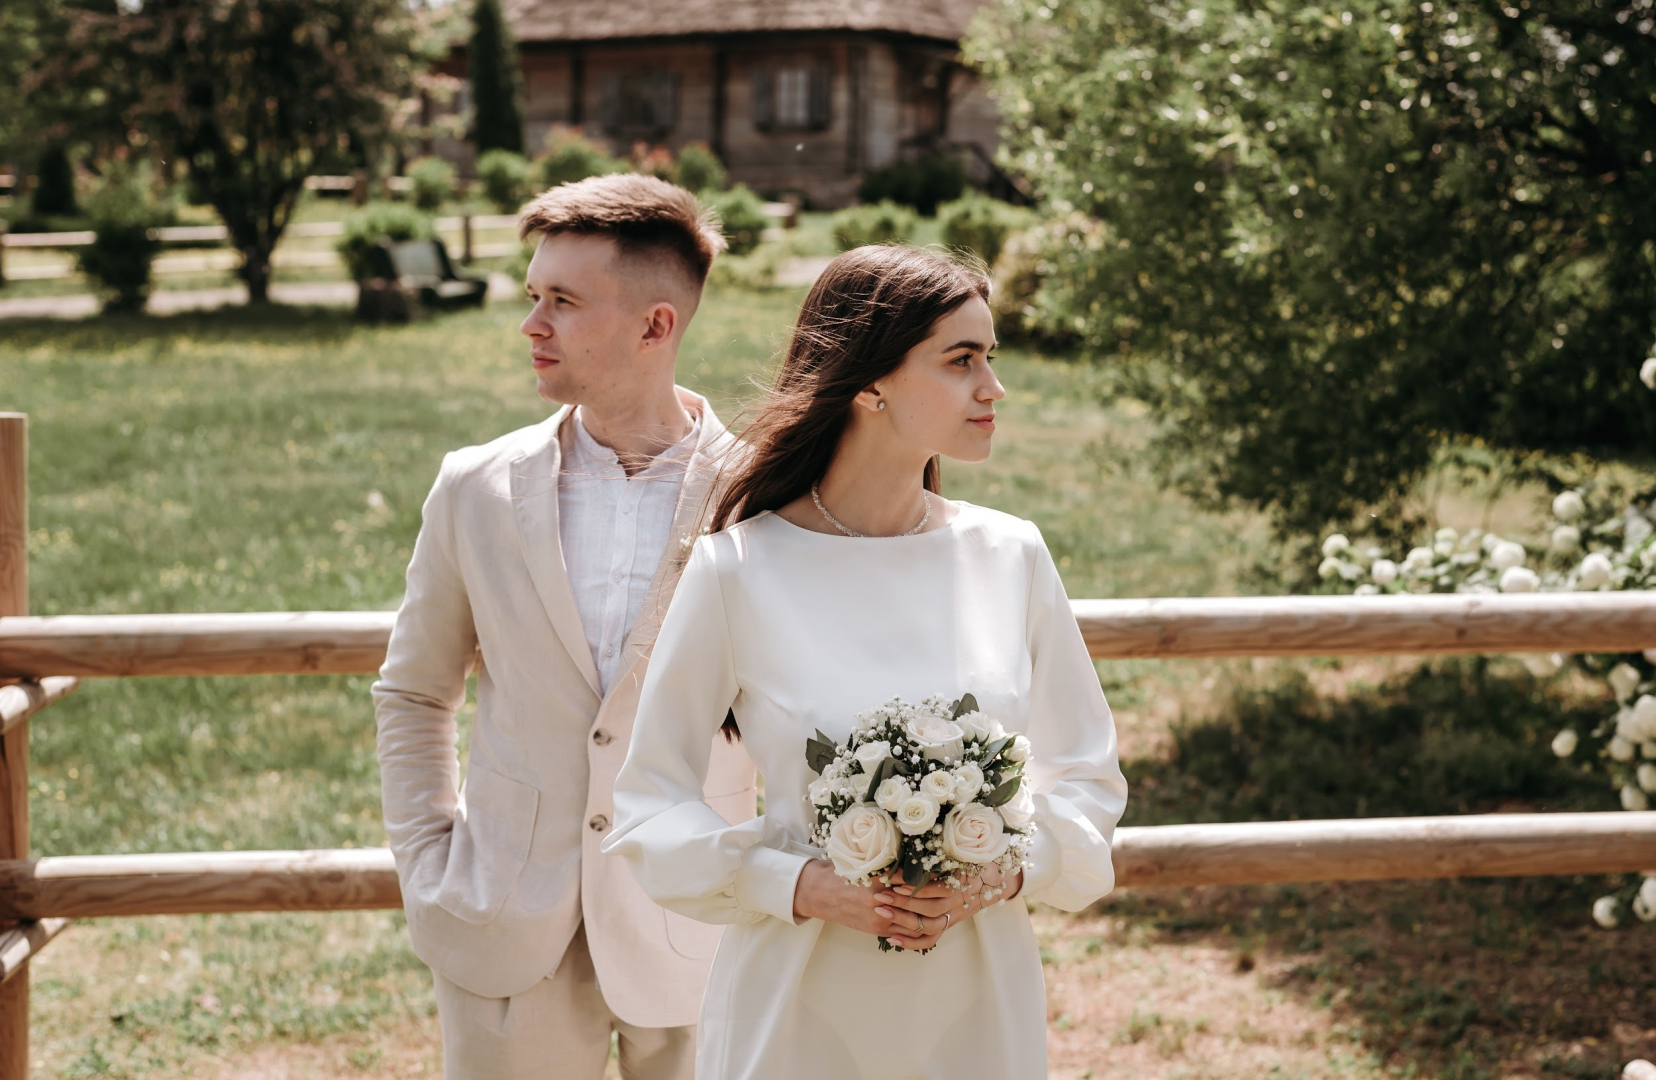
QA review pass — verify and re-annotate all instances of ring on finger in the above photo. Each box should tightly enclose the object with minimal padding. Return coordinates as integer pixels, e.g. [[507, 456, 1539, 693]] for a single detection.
[[942, 912, 951, 930]]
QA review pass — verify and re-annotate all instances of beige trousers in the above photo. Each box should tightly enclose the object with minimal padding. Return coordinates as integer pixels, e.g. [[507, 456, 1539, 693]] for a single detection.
[[433, 924, 696, 1080]]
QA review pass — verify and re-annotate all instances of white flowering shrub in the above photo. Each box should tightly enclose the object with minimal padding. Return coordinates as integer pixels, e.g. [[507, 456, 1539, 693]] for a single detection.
[[1316, 483, 1656, 927]]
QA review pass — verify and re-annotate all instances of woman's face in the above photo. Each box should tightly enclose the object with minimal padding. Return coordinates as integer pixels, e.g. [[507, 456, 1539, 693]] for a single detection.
[[869, 296, 1004, 464]]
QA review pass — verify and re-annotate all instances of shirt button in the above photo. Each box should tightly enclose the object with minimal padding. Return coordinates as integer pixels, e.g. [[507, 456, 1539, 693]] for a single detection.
[[589, 814, 609, 832], [603, 645, 615, 658], [592, 730, 613, 746], [611, 570, 624, 583]]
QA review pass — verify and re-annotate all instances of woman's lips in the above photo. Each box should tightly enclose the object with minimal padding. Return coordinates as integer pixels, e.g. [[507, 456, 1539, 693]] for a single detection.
[[969, 415, 996, 431]]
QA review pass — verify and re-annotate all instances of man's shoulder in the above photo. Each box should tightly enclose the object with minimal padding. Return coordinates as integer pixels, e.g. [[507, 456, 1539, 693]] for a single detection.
[[438, 413, 563, 483]]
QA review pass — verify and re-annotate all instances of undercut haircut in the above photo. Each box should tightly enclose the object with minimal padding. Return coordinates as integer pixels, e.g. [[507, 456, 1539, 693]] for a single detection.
[[517, 173, 727, 289]]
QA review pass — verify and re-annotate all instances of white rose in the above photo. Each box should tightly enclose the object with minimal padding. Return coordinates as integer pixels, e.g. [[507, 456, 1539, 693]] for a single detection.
[[952, 763, 986, 803], [1321, 534, 1350, 558], [808, 776, 835, 806], [1004, 734, 1032, 763], [1576, 552, 1612, 591], [1639, 763, 1656, 794], [1633, 695, 1656, 740], [1608, 664, 1641, 703], [1621, 784, 1650, 811], [940, 803, 1012, 864], [1551, 490, 1586, 522], [982, 715, 1007, 740], [1499, 566, 1539, 593], [1591, 895, 1620, 929], [1550, 525, 1581, 554], [998, 783, 1036, 828], [874, 776, 910, 813], [1550, 728, 1579, 758], [920, 769, 957, 802], [1370, 559, 1399, 586], [824, 804, 900, 879], [1317, 556, 1343, 581], [905, 716, 965, 761], [894, 793, 942, 835], [1404, 546, 1436, 571], [1642, 355, 1656, 391], [955, 711, 992, 742], [853, 741, 892, 771], [1610, 735, 1637, 762], [1489, 540, 1526, 572]]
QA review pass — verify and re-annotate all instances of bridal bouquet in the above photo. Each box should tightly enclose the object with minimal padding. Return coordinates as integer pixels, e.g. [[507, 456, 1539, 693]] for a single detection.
[[805, 693, 1036, 948]]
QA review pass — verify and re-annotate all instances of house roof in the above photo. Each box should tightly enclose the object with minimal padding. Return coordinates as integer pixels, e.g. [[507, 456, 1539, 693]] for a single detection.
[[503, 0, 986, 45]]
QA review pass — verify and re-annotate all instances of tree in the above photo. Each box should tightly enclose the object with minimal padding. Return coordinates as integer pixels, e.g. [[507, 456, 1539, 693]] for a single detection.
[[469, 0, 524, 154], [967, 0, 1656, 541], [37, 0, 423, 303]]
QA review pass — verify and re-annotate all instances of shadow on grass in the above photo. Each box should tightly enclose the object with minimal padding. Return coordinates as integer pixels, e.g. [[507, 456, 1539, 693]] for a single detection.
[[1106, 658, 1652, 1079], [0, 303, 359, 349]]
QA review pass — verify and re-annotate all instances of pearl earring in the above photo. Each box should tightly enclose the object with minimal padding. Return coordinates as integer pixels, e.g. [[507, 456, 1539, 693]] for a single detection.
[[876, 401, 886, 411]]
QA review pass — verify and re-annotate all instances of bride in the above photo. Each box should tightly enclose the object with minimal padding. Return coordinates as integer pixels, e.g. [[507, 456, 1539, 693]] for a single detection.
[[602, 245, 1128, 1079]]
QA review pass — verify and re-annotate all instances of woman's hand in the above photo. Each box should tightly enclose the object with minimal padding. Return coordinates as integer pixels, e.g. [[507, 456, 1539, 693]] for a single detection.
[[879, 864, 1026, 938], [791, 860, 954, 949]]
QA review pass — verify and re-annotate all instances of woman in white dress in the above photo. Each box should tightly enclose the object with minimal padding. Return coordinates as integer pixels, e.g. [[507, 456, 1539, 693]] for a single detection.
[[603, 246, 1128, 1079]]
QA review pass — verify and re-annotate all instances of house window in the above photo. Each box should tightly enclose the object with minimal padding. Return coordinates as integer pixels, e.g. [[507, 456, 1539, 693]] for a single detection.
[[600, 71, 678, 138], [751, 58, 832, 132]]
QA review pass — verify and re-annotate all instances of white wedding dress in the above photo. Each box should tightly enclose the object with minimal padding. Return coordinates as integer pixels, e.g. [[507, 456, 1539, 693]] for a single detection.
[[604, 502, 1128, 1079]]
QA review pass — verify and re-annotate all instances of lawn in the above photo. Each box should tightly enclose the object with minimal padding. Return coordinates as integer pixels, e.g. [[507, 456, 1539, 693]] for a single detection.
[[2, 280, 1651, 1079]]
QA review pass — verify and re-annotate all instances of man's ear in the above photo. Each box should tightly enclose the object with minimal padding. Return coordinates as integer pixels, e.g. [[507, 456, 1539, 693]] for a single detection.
[[639, 301, 679, 351]]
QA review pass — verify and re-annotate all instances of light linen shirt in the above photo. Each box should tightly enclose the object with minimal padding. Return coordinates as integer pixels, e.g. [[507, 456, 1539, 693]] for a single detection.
[[558, 405, 700, 695]]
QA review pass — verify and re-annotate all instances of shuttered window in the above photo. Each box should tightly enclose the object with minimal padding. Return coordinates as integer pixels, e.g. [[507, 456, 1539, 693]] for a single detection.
[[751, 56, 832, 132]]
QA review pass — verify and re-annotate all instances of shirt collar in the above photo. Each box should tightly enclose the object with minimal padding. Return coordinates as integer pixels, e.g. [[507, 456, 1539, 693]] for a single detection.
[[568, 403, 701, 475]]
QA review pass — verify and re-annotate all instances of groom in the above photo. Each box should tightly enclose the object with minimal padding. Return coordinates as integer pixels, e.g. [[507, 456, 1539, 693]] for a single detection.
[[373, 174, 755, 1080]]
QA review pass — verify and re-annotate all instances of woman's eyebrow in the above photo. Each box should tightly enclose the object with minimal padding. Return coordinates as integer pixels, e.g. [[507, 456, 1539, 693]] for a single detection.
[[944, 339, 991, 353]]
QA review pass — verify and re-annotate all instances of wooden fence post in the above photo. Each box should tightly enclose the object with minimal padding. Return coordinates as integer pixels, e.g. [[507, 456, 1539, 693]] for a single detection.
[[0, 413, 30, 1079]]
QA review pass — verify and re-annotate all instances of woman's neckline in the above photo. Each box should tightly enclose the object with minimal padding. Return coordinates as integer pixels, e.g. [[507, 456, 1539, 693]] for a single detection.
[[758, 499, 976, 541]]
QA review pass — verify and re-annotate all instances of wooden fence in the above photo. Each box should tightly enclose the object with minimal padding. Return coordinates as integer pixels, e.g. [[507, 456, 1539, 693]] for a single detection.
[[0, 410, 1654, 1075]]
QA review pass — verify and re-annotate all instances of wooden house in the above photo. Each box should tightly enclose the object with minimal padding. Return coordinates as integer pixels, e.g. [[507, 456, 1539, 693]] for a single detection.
[[470, 0, 1002, 207]]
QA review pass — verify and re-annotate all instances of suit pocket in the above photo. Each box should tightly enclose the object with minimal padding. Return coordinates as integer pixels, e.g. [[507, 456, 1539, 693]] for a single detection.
[[663, 908, 725, 961], [433, 763, 539, 925]]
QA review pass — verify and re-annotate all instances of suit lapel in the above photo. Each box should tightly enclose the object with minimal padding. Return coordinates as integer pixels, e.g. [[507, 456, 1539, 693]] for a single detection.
[[510, 407, 602, 700]]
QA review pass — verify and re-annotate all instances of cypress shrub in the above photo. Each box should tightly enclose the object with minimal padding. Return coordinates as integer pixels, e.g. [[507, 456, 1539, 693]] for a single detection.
[[469, 0, 525, 154]]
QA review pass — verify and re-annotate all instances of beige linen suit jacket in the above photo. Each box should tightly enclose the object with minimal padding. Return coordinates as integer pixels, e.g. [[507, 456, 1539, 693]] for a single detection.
[[372, 391, 756, 1027]]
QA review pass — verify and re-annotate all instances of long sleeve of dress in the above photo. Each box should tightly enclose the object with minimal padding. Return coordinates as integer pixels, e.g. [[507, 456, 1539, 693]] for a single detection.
[[372, 456, 475, 897], [604, 538, 811, 926], [1017, 530, 1130, 911]]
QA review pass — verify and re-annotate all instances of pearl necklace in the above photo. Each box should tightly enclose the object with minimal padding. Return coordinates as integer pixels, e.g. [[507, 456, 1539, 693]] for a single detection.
[[810, 482, 932, 538]]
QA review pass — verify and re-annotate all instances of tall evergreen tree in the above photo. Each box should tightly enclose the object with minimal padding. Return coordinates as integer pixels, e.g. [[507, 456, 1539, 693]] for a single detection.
[[469, 0, 524, 154]]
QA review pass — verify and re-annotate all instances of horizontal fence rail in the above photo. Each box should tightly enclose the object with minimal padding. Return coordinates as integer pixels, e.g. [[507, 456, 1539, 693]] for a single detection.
[[3, 593, 1654, 679], [0, 813, 1649, 920]]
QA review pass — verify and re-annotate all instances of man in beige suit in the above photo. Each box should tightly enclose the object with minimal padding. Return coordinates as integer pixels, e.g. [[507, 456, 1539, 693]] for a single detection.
[[373, 175, 754, 1080]]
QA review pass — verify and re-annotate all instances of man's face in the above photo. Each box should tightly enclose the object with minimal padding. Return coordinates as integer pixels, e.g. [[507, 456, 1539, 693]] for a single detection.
[[519, 233, 647, 405]]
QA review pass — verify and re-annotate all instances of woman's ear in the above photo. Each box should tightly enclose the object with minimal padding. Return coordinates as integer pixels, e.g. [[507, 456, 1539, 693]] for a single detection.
[[853, 386, 886, 414]]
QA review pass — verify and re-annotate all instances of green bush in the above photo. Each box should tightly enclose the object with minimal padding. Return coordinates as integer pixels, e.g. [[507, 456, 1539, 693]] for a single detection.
[[989, 212, 1102, 348], [537, 128, 629, 190], [405, 156, 455, 211], [336, 201, 434, 280], [857, 153, 966, 217], [830, 201, 917, 251], [673, 142, 727, 193], [76, 164, 168, 314], [705, 184, 768, 256], [937, 193, 1031, 269], [475, 148, 531, 213]]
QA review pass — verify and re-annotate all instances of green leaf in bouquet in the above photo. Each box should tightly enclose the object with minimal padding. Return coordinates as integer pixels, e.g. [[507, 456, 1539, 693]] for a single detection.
[[805, 730, 839, 775], [949, 693, 979, 721], [891, 754, 915, 777], [980, 736, 1011, 762], [862, 756, 896, 803], [900, 851, 932, 889], [982, 774, 1021, 808]]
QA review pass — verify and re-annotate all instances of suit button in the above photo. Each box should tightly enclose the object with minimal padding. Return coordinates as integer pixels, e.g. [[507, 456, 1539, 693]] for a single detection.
[[592, 730, 613, 746], [589, 814, 609, 832]]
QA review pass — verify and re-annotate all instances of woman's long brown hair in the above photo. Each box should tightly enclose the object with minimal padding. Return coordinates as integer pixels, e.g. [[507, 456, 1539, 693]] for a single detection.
[[710, 245, 991, 533]]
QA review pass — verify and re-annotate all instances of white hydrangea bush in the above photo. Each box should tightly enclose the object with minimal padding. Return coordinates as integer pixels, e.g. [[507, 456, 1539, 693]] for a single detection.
[[1316, 481, 1656, 928]]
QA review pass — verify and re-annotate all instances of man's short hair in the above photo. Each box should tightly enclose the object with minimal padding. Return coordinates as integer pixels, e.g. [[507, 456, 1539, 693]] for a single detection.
[[517, 173, 727, 288]]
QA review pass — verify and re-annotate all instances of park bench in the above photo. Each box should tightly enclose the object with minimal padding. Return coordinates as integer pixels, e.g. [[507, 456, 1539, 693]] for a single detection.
[[354, 236, 487, 322]]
